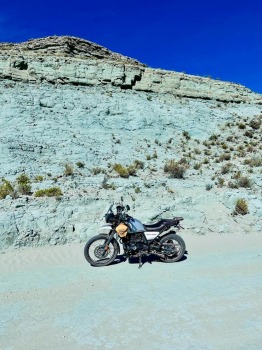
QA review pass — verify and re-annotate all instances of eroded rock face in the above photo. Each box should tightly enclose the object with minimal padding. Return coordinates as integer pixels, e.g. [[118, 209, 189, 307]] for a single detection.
[[0, 36, 261, 250], [1, 36, 261, 103]]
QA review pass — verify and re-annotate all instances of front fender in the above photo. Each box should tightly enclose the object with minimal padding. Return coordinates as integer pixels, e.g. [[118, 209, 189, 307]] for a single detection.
[[98, 224, 112, 235]]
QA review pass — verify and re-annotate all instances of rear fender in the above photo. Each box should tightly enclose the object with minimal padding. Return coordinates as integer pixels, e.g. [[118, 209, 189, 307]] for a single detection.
[[158, 228, 176, 238]]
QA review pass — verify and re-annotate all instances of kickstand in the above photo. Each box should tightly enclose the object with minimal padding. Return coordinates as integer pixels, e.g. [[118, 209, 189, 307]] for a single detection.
[[138, 253, 143, 268]]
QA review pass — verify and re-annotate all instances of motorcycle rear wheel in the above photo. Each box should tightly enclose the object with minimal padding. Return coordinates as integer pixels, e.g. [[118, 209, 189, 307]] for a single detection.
[[159, 233, 186, 263], [84, 234, 118, 267]]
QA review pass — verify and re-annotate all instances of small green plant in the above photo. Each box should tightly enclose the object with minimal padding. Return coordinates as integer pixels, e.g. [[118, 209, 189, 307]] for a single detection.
[[0, 179, 16, 199], [134, 187, 141, 194], [76, 161, 85, 168], [217, 177, 225, 187], [238, 123, 246, 129], [35, 187, 63, 197], [206, 183, 213, 191], [193, 162, 202, 170], [209, 134, 218, 141], [34, 175, 44, 182], [64, 163, 74, 176], [234, 198, 249, 215], [16, 173, 31, 195], [147, 95, 152, 101], [92, 167, 106, 175]]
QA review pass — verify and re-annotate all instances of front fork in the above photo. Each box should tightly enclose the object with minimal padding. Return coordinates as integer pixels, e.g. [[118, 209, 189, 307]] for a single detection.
[[102, 231, 117, 256]]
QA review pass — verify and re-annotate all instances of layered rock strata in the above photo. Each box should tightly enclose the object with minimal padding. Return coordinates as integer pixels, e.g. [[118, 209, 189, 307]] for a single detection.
[[0, 36, 261, 103]]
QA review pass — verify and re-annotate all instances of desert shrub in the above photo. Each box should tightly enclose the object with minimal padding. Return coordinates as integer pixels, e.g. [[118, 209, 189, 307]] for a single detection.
[[244, 130, 253, 138], [226, 136, 234, 142], [209, 134, 218, 141], [203, 158, 209, 164], [232, 171, 241, 180], [102, 178, 116, 190], [221, 163, 232, 174], [113, 160, 144, 178], [238, 150, 246, 158], [204, 150, 212, 156], [127, 165, 137, 176], [219, 153, 231, 161], [194, 162, 202, 170], [35, 187, 63, 197], [221, 143, 228, 150], [64, 163, 74, 176], [244, 157, 262, 167], [206, 184, 213, 191], [234, 198, 249, 215], [194, 148, 201, 155], [113, 163, 129, 178], [217, 177, 225, 187], [237, 176, 253, 188], [34, 175, 44, 182], [238, 123, 246, 129], [0, 179, 16, 199], [164, 159, 188, 179], [228, 181, 239, 189], [134, 187, 141, 194], [16, 173, 31, 195], [76, 161, 85, 168], [249, 117, 261, 130], [92, 167, 106, 175], [133, 160, 145, 169], [182, 131, 190, 140]]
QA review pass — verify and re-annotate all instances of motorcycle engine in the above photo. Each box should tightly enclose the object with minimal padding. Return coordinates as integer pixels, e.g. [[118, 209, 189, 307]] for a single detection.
[[122, 232, 148, 254]]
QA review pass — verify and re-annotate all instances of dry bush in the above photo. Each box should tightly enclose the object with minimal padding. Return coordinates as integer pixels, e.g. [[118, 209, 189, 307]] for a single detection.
[[164, 159, 188, 179], [249, 117, 261, 130], [16, 173, 31, 195], [35, 187, 63, 197], [221, 163, 232, 174], [64, 163, 74, 176], [0, 179, 16, 199], [234, 198, 249, 215], [237, 176, 253, 188]]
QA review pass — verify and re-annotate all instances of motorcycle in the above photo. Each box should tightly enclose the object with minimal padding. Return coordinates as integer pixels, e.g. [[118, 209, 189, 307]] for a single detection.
[[84, 200, 186, 267]]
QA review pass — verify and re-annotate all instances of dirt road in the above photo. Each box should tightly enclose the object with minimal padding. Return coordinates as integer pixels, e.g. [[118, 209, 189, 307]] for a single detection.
[[0, 233, 261, 350]]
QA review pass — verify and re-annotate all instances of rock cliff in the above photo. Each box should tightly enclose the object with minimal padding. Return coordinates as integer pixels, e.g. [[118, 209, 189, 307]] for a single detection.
[[0, 36, 261, 250], [1, 36, 261, 103]]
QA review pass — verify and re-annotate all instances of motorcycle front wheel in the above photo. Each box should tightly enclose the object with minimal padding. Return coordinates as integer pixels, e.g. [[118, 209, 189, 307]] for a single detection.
[[159, 233, 186, 263], [84, 234, 118, 267]]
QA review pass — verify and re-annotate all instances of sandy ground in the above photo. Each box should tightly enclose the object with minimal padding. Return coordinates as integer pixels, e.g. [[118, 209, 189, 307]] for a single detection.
[[0, 232, 261, 350]]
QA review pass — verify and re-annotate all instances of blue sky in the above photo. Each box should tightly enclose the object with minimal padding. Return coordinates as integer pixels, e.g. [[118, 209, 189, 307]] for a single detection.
[[1, 0, 261, 92]]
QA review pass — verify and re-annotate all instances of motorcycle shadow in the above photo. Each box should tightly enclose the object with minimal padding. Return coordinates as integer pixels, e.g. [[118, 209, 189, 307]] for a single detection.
[[110, 252, 188, 266]]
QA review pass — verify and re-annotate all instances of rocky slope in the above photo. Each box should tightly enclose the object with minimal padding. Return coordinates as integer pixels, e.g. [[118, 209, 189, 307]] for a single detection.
[[0, 36, 261, 249]]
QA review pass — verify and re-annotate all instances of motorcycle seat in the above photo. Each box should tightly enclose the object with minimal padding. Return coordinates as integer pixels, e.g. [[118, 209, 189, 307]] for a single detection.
[[144, 218, 182, 232]]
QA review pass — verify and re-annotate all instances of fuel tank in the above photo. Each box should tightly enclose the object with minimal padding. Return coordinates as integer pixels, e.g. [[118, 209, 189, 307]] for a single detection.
[[127, 217, 145, 233]]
